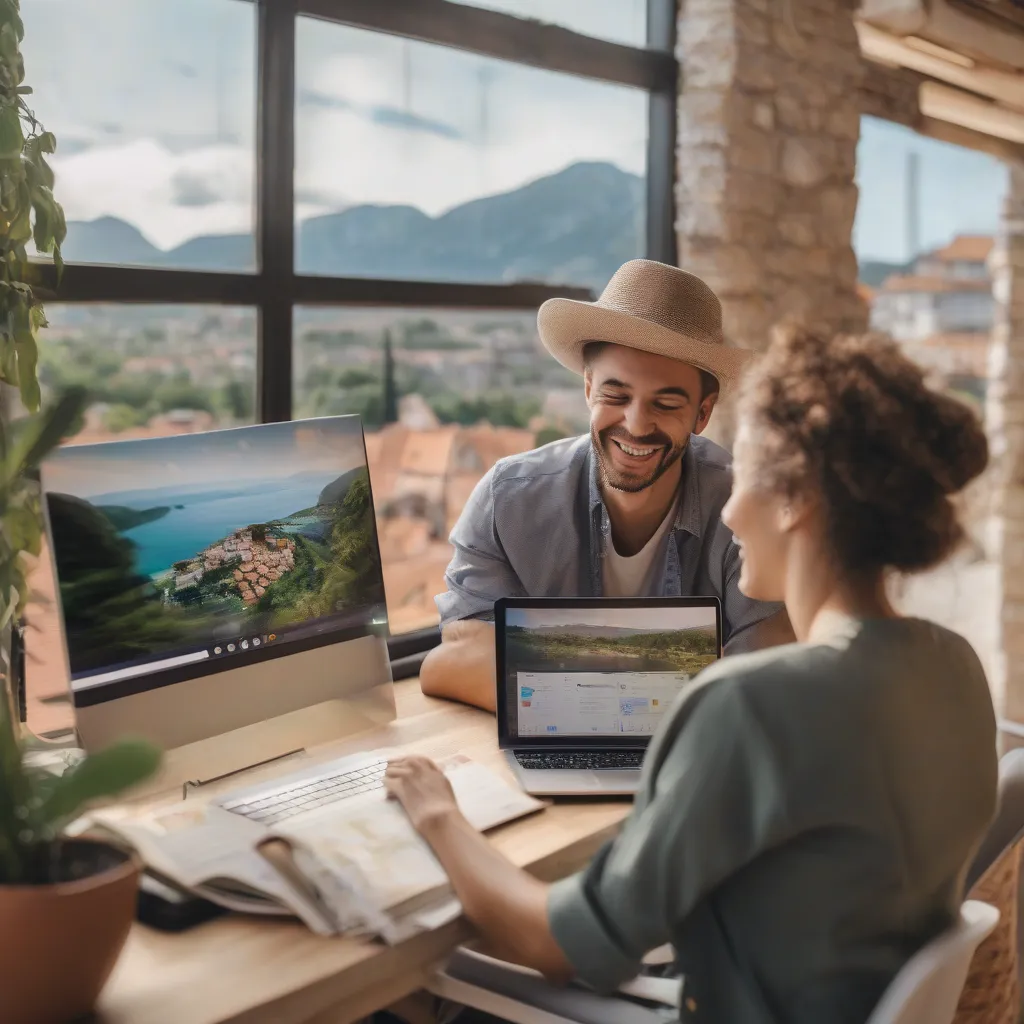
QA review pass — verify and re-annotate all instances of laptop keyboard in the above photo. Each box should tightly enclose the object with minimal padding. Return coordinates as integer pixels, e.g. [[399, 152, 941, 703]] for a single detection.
[[514, 750, 645, 771], [220, 758, 388, 826]]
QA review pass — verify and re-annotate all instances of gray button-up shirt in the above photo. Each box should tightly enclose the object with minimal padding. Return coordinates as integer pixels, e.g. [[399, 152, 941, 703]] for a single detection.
[[437, 434, 780, 648]]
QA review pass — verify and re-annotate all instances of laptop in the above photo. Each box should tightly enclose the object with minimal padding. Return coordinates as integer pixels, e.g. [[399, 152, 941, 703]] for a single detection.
[[496, 597, 722, 796]]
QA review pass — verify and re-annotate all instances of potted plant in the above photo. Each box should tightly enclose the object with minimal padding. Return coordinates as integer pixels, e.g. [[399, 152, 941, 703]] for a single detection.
[[0, 670, 161, 1023], [0, 4, 163, 1021]]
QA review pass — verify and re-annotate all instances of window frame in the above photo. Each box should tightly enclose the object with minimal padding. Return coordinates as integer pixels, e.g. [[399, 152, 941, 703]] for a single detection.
[[37, 0, 679, 672]]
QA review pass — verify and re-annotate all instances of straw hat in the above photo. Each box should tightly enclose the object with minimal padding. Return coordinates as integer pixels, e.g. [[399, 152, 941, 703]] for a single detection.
[[538, 259, 751, 391]]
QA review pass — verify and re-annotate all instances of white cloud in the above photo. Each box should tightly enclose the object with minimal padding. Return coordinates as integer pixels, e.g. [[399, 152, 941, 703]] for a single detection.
[[52, 140, 255, 250], [294, 25, 647, 219], [19, 0, 1009, 260]]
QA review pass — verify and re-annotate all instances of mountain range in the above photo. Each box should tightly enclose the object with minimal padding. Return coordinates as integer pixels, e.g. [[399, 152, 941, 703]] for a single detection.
[[60, 159, 896, 291], [61, 162, 645, 292], [515, 625, 716, 639]]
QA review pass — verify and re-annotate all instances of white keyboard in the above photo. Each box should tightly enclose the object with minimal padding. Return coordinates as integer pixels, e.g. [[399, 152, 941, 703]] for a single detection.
[[219, 757, 388, 826]]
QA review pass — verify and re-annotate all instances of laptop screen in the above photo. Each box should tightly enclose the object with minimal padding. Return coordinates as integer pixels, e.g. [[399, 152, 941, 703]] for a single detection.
[[497, 599, 721, 747]]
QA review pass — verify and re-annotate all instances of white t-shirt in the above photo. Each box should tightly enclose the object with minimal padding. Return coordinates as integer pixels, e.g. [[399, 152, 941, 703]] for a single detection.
[[602, 500, 678, 598]]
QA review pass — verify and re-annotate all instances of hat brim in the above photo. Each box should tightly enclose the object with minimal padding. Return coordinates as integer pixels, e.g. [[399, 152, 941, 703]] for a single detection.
[[538, 297, 752, 392]]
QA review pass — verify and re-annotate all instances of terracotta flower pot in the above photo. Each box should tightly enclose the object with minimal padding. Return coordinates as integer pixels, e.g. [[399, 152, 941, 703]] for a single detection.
[[0, 838, 140, 1024]]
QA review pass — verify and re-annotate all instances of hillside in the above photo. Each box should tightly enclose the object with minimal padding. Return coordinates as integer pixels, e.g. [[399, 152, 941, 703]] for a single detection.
[[60, 162, 643, 292], [317, 467, 365, 507]]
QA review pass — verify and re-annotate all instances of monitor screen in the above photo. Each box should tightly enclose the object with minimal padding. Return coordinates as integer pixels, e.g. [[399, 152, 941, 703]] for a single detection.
[[41, 417, 388, 705], [499, 602, 720, 743]]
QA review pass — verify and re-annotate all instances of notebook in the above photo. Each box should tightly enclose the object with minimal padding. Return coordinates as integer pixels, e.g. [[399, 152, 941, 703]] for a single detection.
[[89, 754, 544, 942]]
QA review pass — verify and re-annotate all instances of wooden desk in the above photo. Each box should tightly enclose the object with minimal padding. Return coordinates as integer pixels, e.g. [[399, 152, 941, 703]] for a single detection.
[[94, 681, 630, 1024]]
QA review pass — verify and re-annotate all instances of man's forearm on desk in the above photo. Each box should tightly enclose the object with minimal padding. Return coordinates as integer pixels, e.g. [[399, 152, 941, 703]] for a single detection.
[[419, 619, 497, 712]]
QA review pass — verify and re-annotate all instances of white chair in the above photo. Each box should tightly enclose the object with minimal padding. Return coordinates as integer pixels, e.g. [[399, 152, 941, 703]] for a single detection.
[[866, 900, 999, 1024], [427, 903, 999, 1024], [428, 948, 678, 1024]]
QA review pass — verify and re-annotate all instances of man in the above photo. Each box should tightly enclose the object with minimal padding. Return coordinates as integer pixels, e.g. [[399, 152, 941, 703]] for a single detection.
[[421, 259, 791, 710]]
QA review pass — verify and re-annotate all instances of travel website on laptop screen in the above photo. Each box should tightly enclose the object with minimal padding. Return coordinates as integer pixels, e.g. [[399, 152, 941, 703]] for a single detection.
[[41, 417, 388, 699], [503, 606, 719, 740]]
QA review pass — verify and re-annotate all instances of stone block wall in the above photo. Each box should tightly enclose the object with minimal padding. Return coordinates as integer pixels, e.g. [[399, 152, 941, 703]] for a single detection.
[[986, 163, 1024, 722], [676, 0, 869, 367]]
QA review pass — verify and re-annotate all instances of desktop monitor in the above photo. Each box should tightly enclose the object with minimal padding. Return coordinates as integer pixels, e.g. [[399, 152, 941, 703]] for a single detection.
[[41, 417, 396, 789]]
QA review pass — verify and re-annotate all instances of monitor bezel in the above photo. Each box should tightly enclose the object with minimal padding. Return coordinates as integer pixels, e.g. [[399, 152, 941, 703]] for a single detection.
[[495, 596, 723, 750], [40, 415, 389, 711]]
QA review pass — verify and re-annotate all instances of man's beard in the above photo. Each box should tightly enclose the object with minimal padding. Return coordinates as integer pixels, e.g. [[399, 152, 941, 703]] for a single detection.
[[591, 423, 687, 494]]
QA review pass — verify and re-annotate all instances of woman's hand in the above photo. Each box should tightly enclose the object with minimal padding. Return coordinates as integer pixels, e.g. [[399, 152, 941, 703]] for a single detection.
[[385, 755, 461, 837]]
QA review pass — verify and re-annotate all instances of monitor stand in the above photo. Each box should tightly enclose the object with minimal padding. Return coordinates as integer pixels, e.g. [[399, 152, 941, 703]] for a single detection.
[[144, 691, 396, 802], [73, 634, 397, 803]]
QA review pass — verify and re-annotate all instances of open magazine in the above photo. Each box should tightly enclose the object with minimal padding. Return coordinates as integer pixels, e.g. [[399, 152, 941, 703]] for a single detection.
[[89, 754, 544, 942]]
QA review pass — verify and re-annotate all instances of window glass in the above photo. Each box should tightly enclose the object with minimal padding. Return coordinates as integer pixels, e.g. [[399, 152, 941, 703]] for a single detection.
[[449, 0, 647, 47], [294, 19, 647, 291], [26, 303, 258, 737], [40, 304, 258, 442], [856, 115, 1007, 683], [21, 0, 257, 270], [294, 306, 587, 632], [856, 115, 1007, 412]]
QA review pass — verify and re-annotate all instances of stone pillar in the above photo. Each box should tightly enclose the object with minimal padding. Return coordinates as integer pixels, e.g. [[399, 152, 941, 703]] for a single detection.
[[986, 163, 1024, 728], [675, 0, 869, 442]]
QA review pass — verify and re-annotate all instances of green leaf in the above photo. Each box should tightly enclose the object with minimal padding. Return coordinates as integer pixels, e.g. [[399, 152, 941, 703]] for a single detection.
[[37, 739, 161, 825], [0, 106, 22, 160], [30, 190, 52, 254], [0, 332, 18, 387], [15, 336, 38, 412], [2, 389, 88, 483], [0, 0, 25, 42]]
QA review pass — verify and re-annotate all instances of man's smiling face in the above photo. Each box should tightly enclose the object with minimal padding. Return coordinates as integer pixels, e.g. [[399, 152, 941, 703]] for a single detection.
[[584, 342, 717, 494]]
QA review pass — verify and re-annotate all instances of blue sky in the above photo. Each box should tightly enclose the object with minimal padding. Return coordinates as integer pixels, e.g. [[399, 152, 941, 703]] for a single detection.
[[855, 117, 1007, 262], [18, 0, 1009, 262]]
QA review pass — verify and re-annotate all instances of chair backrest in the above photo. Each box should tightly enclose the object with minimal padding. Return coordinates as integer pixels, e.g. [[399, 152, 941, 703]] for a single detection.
[[954, 835, 1023, 1024], [966, 749, 1024, 891], [867, 901, 999, 1024]]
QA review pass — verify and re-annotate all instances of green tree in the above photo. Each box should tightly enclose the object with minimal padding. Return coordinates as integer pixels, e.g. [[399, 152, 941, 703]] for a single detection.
[[431, 391, 539, 428], [382, 329, 398, 425], [294, 470, 385, 619], [46, 493, 191, 673], [102, 403, 143, 433], [534, 425, 567, 448], [151, 379, 214, 414], [337, 367, 378, 389], [221, 379, 252, 421]]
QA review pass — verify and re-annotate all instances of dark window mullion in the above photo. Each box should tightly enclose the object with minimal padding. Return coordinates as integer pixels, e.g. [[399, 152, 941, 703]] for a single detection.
[[294, 275, 594, 308], [256, 0, 297, 424], [297, 0, 675, 92], [35, 264, 263, 305], [646, 0, 678, 266]]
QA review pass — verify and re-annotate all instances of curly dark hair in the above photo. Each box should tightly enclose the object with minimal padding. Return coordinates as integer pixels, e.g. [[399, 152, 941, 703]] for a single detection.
[[738, 326, 989, 575]]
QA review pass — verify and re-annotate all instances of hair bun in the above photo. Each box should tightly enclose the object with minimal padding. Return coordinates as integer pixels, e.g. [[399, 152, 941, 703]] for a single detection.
[[739, 326, 990, 575], [926, 393, 989, 495]]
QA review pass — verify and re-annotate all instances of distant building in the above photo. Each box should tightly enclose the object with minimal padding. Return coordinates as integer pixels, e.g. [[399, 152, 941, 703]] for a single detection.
[[915, 235, 993, 281], [867, 234, 995, 396], [175, 568, 204, 590], [364, 420, 535, 631], [871, 274, 993, 343]]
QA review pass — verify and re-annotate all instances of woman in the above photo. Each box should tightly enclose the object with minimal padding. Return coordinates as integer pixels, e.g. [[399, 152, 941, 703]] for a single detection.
[[385, 326, 998, 1024]]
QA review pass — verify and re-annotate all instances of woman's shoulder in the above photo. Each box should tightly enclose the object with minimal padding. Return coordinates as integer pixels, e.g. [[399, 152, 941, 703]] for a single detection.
[[695, 639, 839, 695], [691, 617, 989, 723]]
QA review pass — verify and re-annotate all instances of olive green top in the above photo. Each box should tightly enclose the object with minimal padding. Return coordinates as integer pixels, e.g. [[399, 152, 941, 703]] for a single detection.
[[548, 616, 998, 1024]]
